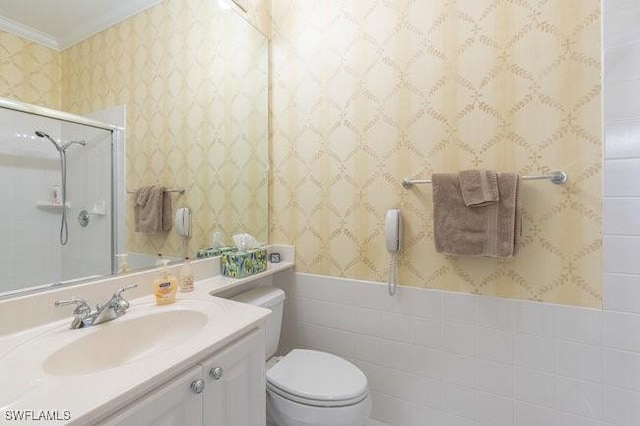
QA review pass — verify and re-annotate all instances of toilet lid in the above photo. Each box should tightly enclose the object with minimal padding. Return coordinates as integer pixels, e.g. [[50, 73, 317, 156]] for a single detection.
[[266, 349, 368, 405]]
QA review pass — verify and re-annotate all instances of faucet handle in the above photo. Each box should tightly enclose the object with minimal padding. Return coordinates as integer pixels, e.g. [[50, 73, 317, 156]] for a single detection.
[[112, 284, 137, 316], [114, 283, 137, 298], [55, 298, 92, 315], [55, 299, 92, 329]]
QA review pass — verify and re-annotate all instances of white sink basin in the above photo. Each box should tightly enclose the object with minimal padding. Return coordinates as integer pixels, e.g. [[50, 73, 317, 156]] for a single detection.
[[0, 292, 269, 425], [43, 309, 209, 376]]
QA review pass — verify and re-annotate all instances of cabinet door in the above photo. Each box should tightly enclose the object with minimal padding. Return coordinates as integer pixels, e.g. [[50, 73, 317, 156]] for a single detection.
[[203, 329, 266, 426], [101, 366, 203, 426]]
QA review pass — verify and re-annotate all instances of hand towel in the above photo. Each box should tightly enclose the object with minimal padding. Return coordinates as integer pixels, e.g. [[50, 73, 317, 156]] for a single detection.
[[162, 188, 172, 232], [432, 172, 521, 257], [458, 169, 499, 207], [135, 185, 153, 207], [134, 186, 172, 234]]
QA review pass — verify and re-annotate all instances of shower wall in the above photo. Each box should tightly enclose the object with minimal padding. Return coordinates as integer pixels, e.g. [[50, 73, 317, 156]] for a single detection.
[[60, 121, 112, 281], [0, 107, 113, 295], [0, 109, 62, 293]]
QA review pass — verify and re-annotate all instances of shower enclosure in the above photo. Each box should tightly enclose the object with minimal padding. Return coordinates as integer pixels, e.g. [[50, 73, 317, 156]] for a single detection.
[[0, 98, 116, 296]]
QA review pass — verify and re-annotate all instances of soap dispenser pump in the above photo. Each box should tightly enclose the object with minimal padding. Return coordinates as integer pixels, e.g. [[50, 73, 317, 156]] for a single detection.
[[154, 259, 178, 305]]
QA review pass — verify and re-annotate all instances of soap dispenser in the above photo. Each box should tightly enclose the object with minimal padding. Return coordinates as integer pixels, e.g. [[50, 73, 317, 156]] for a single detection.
[[180, 257, 194, 293], [154, 259, 178, 305]]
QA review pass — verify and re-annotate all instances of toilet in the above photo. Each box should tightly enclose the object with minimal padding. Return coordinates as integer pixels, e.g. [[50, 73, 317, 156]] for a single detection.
[[231, 286, 372, 426]]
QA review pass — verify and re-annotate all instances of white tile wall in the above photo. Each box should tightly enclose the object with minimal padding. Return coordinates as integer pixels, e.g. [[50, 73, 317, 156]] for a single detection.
[[514, 367, 555, 409], [604, 273, 640, 314], [601, 2, 640, 425], [604, 120, 640, 159], [603, 235, 640, 274], [278, 272, 640, 426], [514, 401, 555, 426], [603, 81, 640, 121], [603, 198, 640, 235], [603, 0, 640, 50], [603, 159, 640, 196]]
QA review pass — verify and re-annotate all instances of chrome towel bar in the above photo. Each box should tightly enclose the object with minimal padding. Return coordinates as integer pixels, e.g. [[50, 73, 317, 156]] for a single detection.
[[402, 171, 567, 189]]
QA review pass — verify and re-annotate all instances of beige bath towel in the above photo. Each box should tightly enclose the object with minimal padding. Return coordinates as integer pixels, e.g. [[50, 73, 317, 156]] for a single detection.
[[432, 172, 521, 257], [134, 186, 172, 234], [459, 169, 499, 207]]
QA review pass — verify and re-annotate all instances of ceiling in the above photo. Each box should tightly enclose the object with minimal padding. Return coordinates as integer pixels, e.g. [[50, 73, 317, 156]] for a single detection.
[[0, 0, 161, 51]]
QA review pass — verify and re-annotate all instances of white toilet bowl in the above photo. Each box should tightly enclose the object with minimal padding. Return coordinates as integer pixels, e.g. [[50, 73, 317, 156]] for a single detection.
[[265, 349, 372, 426], [267, 389, 372, 426], [231, 287, 372, 426]]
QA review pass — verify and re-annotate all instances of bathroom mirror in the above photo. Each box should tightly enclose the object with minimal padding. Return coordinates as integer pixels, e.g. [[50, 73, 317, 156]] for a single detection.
[[0, 0, 269, 297]]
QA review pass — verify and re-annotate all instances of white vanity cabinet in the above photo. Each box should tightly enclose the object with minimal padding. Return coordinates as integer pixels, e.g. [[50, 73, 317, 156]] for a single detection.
[[102, 329, 265, 426], [103, 365, 203, 425], [203, 328, 266, 425]]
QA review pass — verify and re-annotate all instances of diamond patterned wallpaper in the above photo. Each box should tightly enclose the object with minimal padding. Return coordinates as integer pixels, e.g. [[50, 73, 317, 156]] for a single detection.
[[0, 0, 603, 307], [270, 0, 602, 307], [61, 0, 270, 258], [0, 30, 61, 109]]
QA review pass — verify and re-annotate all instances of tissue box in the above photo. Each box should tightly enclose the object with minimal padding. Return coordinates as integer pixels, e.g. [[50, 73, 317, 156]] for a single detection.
[[196, 246, 237, 259], [221, 248, 267, 278]]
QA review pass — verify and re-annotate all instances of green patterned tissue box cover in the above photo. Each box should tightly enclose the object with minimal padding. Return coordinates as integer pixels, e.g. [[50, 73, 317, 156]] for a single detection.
[[221, 248, 267, 278], [197, 246, 237, 259]]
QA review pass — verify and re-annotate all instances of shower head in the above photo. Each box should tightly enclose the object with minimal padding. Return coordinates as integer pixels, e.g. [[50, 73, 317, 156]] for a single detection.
[[35, 131, 86, 152], [35, 130, 62, 152]]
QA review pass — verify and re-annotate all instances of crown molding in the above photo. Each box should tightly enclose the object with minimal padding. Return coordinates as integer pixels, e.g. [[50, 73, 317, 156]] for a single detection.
[[0, 15, 59, 50], [0, 0, 161, 51]]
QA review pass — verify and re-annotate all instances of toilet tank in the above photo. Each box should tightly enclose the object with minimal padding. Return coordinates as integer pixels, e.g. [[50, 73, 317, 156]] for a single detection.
[[231, 286, 286, 359]]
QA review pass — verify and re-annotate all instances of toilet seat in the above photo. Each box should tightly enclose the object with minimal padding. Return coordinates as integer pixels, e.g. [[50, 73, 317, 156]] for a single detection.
[[267, 381, 369, 407], [266, 349, 369, 408], [267, 389, 372, 426]]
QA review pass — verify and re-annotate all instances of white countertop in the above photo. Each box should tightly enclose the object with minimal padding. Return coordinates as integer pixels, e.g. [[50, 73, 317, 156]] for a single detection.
[[202, 260, 294, 296], [0, 256, 295, 425]]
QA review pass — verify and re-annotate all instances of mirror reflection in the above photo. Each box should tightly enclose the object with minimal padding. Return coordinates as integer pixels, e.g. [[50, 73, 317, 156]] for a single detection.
[[0, 0, 269, 297]]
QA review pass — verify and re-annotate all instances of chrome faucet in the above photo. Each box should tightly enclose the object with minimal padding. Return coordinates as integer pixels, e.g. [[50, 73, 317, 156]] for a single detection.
[[54, 298, 92, 329], [55, 284, 138, 329]]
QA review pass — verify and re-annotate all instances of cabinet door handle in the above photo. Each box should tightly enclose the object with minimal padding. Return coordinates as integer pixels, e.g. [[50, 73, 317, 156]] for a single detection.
[[210, 366, 223, 380], [191, 379, 205, 394]]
